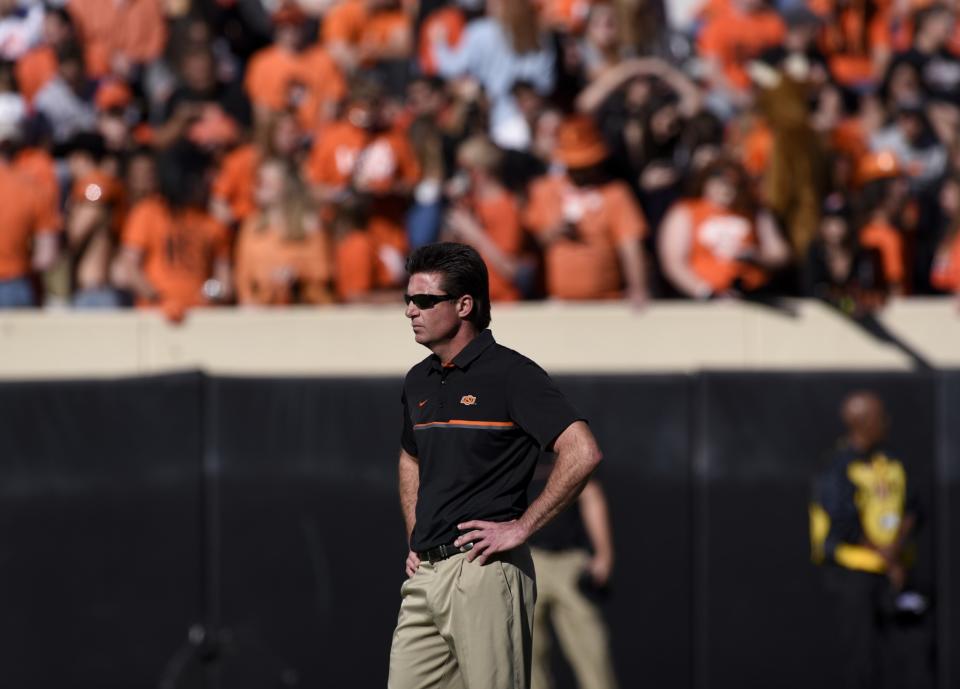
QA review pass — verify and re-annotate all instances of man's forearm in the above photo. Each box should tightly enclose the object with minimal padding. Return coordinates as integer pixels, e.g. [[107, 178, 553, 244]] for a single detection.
[[398, 450, 419, 543], [518, 421, 602, 538]]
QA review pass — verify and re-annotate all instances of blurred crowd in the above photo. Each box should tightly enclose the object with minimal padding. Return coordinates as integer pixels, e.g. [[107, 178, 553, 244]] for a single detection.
[[1, 0, 960, 315]]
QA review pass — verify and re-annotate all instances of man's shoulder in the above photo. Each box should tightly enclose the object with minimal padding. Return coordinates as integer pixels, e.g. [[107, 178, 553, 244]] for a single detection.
[[486, 341, 549, 378], [403, 354, 436, 383]]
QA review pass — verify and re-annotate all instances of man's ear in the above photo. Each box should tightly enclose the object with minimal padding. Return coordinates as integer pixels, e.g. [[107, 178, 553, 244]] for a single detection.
[[457, 294, 474, 320]]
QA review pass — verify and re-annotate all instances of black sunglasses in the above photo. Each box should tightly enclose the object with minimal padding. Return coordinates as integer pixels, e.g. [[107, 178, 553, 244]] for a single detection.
[[404, 293, 458, 309]]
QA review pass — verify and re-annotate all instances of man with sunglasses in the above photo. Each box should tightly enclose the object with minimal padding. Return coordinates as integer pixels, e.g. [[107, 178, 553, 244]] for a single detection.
[[388, 242, 604, 689]]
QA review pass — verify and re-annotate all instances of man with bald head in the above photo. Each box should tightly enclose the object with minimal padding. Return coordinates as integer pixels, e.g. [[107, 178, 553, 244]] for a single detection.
[[810, 391, 919, 689]]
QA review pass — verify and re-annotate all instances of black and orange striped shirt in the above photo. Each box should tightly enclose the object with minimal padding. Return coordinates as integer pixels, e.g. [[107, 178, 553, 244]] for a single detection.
[[401, 329, 583, 552]]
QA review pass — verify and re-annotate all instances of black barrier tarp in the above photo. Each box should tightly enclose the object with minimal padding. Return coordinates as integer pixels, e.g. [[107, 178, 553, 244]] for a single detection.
[[554, 376, 693, 689], [3, 371, 957, 689], [937, 372, 960, 689], [209, 377, 409, 689], [0, 373, 203, 689], [697, 372, 937, 689]]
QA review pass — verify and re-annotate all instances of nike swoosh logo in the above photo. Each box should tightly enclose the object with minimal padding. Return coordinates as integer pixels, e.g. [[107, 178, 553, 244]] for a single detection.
[[418, 399, 428, 408]]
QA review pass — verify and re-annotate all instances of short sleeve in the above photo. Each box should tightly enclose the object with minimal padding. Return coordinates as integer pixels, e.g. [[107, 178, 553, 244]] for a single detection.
[[208, 218, 231, 260], [32, 185, 61, 233], [400, 388, 419, 457], [507, 359, 583, 450], [523, 177, 560, 234], [122, 202, 154, 251]]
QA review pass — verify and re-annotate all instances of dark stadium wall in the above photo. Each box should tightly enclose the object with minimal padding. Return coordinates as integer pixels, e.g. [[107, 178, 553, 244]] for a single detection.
[[0, 372, 955, 689]]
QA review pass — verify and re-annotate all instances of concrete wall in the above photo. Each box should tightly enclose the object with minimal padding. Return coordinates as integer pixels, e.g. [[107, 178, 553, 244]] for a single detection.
[[2, 297, 959, 379]]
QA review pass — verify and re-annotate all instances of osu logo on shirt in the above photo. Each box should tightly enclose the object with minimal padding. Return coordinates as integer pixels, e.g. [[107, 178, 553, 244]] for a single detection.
[[460, 395, 477, 406]]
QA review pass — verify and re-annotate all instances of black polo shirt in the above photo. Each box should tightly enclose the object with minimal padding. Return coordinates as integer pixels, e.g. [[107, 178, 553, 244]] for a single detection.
[[400, 329, 583, 552]]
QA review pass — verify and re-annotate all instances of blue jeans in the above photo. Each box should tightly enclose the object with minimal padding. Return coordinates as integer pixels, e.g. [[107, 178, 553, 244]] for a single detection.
[[407, 201, 443, 250], [73, 287, 125, 309], [0, 277, 35, 308]]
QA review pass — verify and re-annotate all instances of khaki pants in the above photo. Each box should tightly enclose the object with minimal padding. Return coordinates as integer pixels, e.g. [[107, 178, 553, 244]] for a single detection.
[[530, 547, 617, 689], [388, 546, 537, 689]]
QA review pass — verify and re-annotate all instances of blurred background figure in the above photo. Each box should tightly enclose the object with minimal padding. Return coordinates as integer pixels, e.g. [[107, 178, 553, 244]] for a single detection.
[[657, 158, 790, 299], [810, 391, 927, 689], [803, 192, 887, 316], [525, 115, 649, 304], [234, 157, 333, 305], [528, 455, 618, 689]]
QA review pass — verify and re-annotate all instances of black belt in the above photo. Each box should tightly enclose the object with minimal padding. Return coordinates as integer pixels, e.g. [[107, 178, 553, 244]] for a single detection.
[[419, 542, 473, 563]]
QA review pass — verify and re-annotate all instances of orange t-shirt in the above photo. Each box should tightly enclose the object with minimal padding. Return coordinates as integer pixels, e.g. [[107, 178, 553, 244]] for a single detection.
[[471, 190, 524, 302], [860, 219, 904, 287], [15, 46, 57, 104], [122, 197, 230, 307], [525, 175, 646, 299], [418, 7, 466, 74], [678, 198, 767, 292], [305, 120, 420, 192], [235, 216, 333, 304], [14, 148, 60, 216], [931, 232, 960, 292], [0, 163, 60, 280], [697, 8, 786, 91], [68, 0, 167, 77], [306, 121, 419, 286], [298, 46, 347, 129], [322, 0, 366, 46], [334, 229, 378, 300], [244, 45, 346, 129], [211, 144, 259, 224], [819, 4, 892, 85], [359, 10, 411, 61]]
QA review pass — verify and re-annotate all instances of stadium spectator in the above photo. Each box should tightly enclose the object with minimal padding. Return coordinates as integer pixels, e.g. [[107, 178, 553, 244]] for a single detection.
[[429, 0, 555, 149], [66, 0, 166, 79], [931, 173, 960, 300], [322, 0, 413, 76], [244, 4, 345, 130], [305, 77, 420, 289], [443, 135, 530, 301], [0, 94, 60, 308], [211, 110, 305, 228], [113, 164, 232, 312], [870, 101, 947, 191], [658, 158, 790, 299], [524, 115, 649, 303], [803, 192, 887, 315], [697, 0, 786, 111], [34, 43, 96, 144], [15, 7, 75, 105], [154, 42, 248, 151], [0, 0, 43, 62], [577, 57, 704, 230], [891, 4, 959, 107], [235, 158, 333, 305], [62, 133, 126, 308], [855, 151, 909, 294]]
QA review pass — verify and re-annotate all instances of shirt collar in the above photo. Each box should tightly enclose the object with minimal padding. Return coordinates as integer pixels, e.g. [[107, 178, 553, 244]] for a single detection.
[[429, 329, 495, 373]]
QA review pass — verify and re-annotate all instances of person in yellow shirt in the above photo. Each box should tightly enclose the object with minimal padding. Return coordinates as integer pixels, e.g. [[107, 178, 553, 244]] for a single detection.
[[810, 391, 919, 689]]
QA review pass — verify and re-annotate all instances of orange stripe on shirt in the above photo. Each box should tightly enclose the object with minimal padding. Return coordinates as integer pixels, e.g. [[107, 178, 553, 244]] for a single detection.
[[414, 420, 517, 430]]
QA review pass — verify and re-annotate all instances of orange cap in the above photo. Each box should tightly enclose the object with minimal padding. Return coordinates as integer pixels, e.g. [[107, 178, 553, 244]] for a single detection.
[[857, 150, 901, 185], [555, 115, 608, 169], [95, 80, 133, 112]]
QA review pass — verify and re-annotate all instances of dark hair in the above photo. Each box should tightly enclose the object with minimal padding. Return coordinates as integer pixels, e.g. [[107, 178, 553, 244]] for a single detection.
[[406, 242, 491, 330]]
